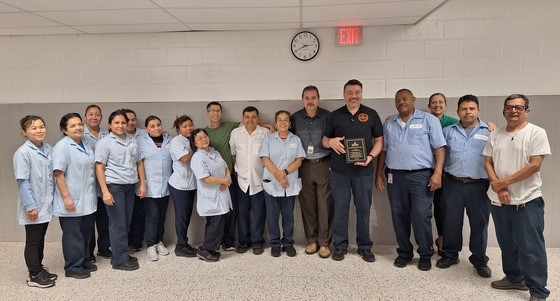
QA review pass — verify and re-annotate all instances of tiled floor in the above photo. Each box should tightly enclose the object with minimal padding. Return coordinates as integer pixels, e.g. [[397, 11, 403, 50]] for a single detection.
[[0, 242, 557, 301]]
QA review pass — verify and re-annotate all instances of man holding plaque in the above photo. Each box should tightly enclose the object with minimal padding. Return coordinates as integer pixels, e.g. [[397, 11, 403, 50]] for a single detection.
[[322, 79, 383, 262], [375, 89, 446, 271]]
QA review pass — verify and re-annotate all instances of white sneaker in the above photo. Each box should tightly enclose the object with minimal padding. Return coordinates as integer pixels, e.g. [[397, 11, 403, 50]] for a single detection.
[[147, 245, 159, 261], [156, 241, 169, 256]]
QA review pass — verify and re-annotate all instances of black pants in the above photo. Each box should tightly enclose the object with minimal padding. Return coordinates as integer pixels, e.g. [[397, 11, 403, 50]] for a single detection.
[[203, 214, 226, 251], [24, 222, 49, 275], [128, 195, 146, 248], [90, 197, 110, 256], [60, 214, 95, 273]]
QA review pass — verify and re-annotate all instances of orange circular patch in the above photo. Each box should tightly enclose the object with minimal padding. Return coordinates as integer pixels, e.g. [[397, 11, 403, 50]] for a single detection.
[[357, 113, 369, 122]]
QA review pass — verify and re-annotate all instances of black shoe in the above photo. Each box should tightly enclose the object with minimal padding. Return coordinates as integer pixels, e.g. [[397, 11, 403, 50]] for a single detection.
[[96, 249, 112, 259], [393, 256, 411, 268], [83, 262, 98, 272], [436, 257, 459, 269], [357, 249, 376, 262], [27, 271, 55, 288], [130, 245, 142, 252], [271, 247, 282, 257], [88, 255, 96, 263], [253, 243, 264, 255], [418, 258, 432, 271], [175, 245, 198, 257], [475, 265, 492, 278], [41, 267, 58, 281], [209, 250, 222, 258], [197, 247, 219, 262], [222, 244, 235, 251], [331, 248, 347, 261], [237, 245, 249, 253], [128, 255, 138, 262], [65, 269, 91, 279], [283, 246, 297, 257], [112, 259, 139, 271]]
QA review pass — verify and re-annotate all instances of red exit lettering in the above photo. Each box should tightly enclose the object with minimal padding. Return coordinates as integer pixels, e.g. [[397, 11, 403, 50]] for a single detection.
[[336, 26, 363, 46]]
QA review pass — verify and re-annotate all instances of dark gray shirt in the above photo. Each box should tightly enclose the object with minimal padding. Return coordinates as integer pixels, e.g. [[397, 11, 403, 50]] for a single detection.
[[291, 107, 331, 160]]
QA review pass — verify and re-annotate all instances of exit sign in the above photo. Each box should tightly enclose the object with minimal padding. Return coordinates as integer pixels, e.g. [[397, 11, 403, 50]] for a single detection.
[[336, 26, 363, 46]]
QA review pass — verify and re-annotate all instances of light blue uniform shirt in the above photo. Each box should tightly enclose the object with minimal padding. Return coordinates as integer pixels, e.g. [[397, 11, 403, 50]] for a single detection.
[[259, 132, 306, 197], [137, 132, 173, 198], [95, 132, 140, 185], [191, 147, 232, 217], [168, 134, 196, 191], [13, 140, 54, 225], [52, 136, 97, 217], [443, 120, 490, 179], [384, 109, 446, 170], [82, 126, 108, 197]]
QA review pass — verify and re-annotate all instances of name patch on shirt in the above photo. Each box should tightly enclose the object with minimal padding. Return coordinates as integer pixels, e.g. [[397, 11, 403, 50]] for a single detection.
[[290, 143, 298, 148], [410, 124, 423, 129], [474, 134, 488, 141]]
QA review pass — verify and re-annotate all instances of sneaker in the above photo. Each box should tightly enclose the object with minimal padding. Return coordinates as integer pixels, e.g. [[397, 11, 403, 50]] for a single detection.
[[491, 277, 528, 291], [305, 243, 318, 255], [393, 256, 411, 268], [156, 242, 169, 256], [65, 269, 90, 279], [475, 265, 492, 278], [112, 258, 139, 271], [147, 245, 159, 261], [223, 244, 235, 251], [96, 248, 112, 259], [418, 258, 432, 271], [83, 262, 98, 272], [283, 246, 297, 257], [253, 243, 264, 255], [130, 245, 143, 252], [175, 245, 198, 257], [88, 255, 96, 263], [27, 271, 55, 288], [41, 267, 58, 281], [332, 248, 347, 261], [237, 245, 249, 254], [128, 255, 138, 262], [318, 246, 331, 258], [357, 249, 376, 262], [271, 247, 282, 257], [197, 247, 219, 262], [209, 250, 222, 258], [436, 257, 459, 269]]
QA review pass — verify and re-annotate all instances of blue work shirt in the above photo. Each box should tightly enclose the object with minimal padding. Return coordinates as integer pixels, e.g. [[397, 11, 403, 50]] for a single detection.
[[191, 147, 232, 217], [95, 132, 140, 185], [443, 120, 490, 179], [168, 134, 196, 191], [82, 126, 108, 150], [259, 131, 306, 197], [384, 108, 446, 170], [137, 132, 173, 198], [13, 140, 54, 225], [52, 136, 97, 217]]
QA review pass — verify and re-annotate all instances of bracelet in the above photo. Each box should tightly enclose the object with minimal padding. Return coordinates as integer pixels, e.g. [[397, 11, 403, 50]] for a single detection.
[[284, 169, 289, 175], [367, 154, 373, 159]]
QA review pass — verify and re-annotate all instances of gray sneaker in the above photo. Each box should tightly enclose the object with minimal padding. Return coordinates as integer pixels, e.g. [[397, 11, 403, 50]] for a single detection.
[[491, 277, 528, 291]]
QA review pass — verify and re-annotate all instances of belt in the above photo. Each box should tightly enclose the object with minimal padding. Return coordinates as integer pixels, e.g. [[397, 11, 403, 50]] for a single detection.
[[446, 172, 487, 184], [304, 155, 330, 164]]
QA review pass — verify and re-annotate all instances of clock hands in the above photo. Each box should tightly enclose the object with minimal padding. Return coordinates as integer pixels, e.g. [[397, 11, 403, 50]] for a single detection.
[[295, 44, 309, 51]]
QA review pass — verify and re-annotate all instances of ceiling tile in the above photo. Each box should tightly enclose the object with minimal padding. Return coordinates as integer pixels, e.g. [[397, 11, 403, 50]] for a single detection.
[[187, 22, 300, 31], [168, 7, 300, 23], [0, 2, 22, 12], [0, 0, 157, 11], [154, 0, 299, 8], [303, 16, 422, 28], [0, 12, 62, 27], [0, 26, 82, 35], [304, 2, 439, 21], [36, 9, 179, 25], [75, 23, 190, 34]]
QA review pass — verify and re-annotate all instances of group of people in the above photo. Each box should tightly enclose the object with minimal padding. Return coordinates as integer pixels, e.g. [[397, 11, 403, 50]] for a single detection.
[[14, 79, 550, 300]]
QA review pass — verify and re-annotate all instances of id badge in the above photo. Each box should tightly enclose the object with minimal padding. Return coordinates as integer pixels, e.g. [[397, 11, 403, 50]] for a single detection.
[[387, 172, 393, 184], [307, 145, 314, 155]]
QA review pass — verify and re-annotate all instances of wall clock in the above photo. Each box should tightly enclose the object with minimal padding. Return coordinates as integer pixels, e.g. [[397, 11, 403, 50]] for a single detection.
[[291, 31, 320, 61]]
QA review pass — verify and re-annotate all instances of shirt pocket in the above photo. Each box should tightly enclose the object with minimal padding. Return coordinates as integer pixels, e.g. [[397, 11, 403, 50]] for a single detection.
[[200, 189, 220, 214]]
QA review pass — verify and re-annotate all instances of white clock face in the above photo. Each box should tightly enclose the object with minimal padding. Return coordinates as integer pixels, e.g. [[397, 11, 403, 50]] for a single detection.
[[291, 31, 319, 61]]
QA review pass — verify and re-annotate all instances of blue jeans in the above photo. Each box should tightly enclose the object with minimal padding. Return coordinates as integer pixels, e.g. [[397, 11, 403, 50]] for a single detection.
[[330, 170, 373, 250], [236, 185, 266, 247], [491, 197, 549, 299], [440, 177, 490, 266], [387, 169, 434, 260], [104, 184, 135, 266], [59, 214, 95, 273], [144, 196, 169, 247], [168, 185, 196, 249], [264, 192, 295, 248]]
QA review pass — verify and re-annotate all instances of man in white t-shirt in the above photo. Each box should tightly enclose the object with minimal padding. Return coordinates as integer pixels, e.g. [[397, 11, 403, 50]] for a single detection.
[[483, 94, 550, 301]]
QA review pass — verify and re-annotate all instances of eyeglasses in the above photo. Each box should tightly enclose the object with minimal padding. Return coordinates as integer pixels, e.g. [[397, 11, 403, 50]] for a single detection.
[[504, 105, 526, 112], [195, 134, 209, 142]]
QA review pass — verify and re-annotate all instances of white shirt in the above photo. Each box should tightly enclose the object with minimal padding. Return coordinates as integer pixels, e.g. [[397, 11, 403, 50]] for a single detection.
[[168, 134, 197, 191], [483, 123, 551, 205], [229, 125, 269, 195], [191, 147, 232, 216]]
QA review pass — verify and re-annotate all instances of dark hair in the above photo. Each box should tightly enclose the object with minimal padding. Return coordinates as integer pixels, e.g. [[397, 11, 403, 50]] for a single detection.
[[20, 115, 46, 131], [121, 108, 136, 117], [189, 128, 208, 151], [206, 101, 222, 111], [457, 94, 479, 108], [429, 93, 447, 104], [275, 110, 291, 121], [144, 115, 161, 127], [107, 109, 129, 132], [242, 106, 259, 116], [504, 94, 529, 109], [302, 85, 320, 99], [85, 104, 102, 115], [59, 113, 82, 135], [173, 115, 193, 131], [343, 79, 362, 91], [396, 88, 414, 97]]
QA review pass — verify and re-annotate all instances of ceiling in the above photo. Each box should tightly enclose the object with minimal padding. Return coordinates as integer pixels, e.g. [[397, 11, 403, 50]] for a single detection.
[[0, 0, 448, 36]]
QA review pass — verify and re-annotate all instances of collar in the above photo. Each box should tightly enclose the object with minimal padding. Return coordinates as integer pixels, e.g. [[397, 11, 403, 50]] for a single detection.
[[302, 107, 323, 119]]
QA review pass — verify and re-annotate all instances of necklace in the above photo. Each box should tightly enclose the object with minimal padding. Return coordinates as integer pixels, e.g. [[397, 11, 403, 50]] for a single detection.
[[506, 129, 520, 141]]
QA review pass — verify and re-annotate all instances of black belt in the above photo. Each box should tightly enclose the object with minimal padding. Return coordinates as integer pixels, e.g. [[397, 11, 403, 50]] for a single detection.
[[446, 172, 487, 184], [304, 155, 330, 164], [389, 168, 432, 173]]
